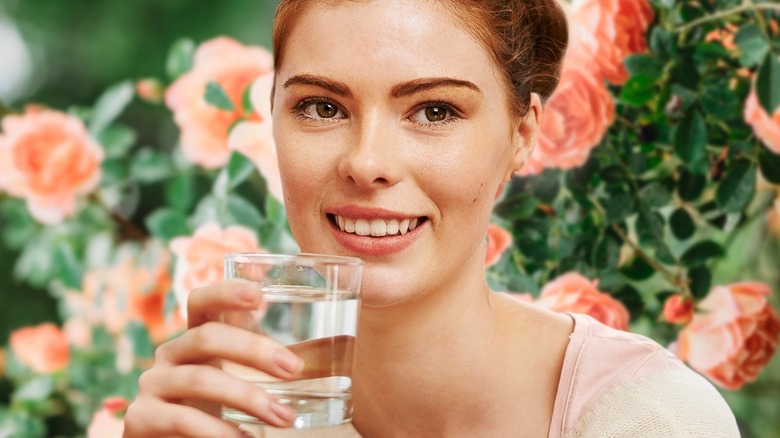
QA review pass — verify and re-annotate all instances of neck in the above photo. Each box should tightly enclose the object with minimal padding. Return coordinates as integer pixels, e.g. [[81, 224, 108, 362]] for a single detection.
[[351, 262, 517, 436]]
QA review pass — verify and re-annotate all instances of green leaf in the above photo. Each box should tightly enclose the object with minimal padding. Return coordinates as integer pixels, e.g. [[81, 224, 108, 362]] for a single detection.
[[204, 81, 235, 111], [223, 194, 266, 229], [673, 109, 707, 166], [700, 86, 738, 119], [620, 75, 657, 107], [756, 51, 780, 115], [613, 285, 644, 321], [165, 172, 197, 212], [621, 254, 655, 281], [97, 124, 136, 159], [89, 81, 134, 134], [688, 266, 712, 299], [734, 24, 770, 68], [639, 182, 672, 209], [14, 235, 56, 288], [265, 194, 287, 226], [759, 148, 780, 184], [604, 192, 637, 225], [12, 376, 55, 402], [227, 152, 256, 189], [493, 192, 539, 220], [624, 54, 664, 80], [127, 321, 155, 358], [592, 235, 621, 270], [669, 207, 695, 240], [680, 240, 723, 267], [145, 208, 192, 240], [636, 209, 665, 246], [131, 148, 174, 183], [677, 168, 706, 201], [0, 200, 38, 250], [54, 240, 83, 290], [600, 165, 628, 185], [650, 27, 676, 61], [596, 269, 628, 293], [715, 160, 756, 213], [166, 38, 196, 80]]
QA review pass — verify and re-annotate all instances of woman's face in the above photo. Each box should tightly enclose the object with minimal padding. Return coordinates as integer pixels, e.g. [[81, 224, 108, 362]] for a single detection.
[[273, 0, 535, 307]]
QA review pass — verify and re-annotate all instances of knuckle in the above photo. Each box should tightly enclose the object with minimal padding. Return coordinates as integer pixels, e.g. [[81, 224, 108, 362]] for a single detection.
[[136, 369, 156, 394]]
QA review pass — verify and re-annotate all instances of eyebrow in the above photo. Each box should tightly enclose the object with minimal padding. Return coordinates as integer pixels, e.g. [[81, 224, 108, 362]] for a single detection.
[[283, 74, 482, 100], [390, 77, 482, 98], [283, 74, 352, 98]]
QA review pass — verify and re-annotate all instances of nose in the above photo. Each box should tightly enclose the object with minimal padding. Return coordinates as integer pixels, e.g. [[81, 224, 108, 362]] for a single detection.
[[337, 113, 402, 190]]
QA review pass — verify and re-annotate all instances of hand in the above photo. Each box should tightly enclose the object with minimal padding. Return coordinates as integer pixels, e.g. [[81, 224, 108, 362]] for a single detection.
[[123, 279, 304, 437]]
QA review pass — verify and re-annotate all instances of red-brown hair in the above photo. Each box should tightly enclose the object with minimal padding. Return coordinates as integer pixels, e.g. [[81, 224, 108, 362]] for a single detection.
[[272, 0, 568, 117]]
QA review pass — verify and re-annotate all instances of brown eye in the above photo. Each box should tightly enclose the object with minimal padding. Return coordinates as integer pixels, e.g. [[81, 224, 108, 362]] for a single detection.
[[316, 102, 338, 118], [425, 106, 447, 122]]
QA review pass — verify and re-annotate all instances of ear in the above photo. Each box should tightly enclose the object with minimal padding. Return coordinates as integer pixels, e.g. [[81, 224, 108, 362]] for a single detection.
[[503, 93, 542, 181]]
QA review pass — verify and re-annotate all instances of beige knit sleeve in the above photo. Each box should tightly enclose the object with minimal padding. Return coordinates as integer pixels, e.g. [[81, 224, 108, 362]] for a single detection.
[[565, 370, 740, 438]]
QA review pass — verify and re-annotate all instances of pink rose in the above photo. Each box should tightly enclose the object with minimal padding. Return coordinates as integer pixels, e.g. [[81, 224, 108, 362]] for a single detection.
[[165, 36, 273, 168], [662, 294, 693, 325], [677, 282, 780, 390], [485, 224, 513, 267], [535, 273, 630, 330], [170, 222, 262, 318], [9, 323, 69, 373], [570, 0, 655, 85], [744, 86, 780, 155], [521, 60, 614, 175], [228, 72, 284, 202], [87, 407, 124, 438], [0, 106, 103, 223]]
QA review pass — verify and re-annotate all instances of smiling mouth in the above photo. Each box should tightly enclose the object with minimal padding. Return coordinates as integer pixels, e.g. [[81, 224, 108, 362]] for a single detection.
[[327, 214, 427, 237]]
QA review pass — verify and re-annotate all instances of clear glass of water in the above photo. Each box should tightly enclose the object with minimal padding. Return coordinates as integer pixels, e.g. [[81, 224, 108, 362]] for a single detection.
[[221, 253, 362, 429]]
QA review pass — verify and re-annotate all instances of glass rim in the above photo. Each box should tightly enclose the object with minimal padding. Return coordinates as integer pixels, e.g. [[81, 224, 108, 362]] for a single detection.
[[225, 252, 363, 267]]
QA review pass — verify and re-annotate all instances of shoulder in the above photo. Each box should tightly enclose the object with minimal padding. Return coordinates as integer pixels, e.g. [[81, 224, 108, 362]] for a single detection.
[[565, 370, 740, 438], [552, 314, 739, 438]]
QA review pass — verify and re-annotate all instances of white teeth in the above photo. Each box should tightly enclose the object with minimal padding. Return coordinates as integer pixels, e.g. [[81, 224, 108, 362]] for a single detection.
[[370, 219, 387, 236], [344, 218, 356, 233], [386, 219, 399, 235], [399, 219, 410, 235], [333, 215, 422, 237], [355, 219, 371, 236]]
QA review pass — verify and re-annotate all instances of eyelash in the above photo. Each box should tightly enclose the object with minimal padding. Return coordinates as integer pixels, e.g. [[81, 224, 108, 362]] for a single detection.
[[290, 97, 463, 127]]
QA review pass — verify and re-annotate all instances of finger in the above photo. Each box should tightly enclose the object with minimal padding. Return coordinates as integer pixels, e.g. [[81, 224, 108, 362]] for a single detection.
[[141, 365, 297, 428], [188, 279, 266, 328], [154, 322, 304, 378], [123, 396, 250, 438]]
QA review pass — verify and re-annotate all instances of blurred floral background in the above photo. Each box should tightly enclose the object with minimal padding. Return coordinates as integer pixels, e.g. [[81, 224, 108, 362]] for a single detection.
[[1, 0, 779, 437]]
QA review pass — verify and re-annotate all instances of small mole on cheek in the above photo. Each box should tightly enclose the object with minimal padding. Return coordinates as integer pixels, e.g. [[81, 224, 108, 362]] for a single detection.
[[472, 197, 478, 204], [480, 182, 484, 188]]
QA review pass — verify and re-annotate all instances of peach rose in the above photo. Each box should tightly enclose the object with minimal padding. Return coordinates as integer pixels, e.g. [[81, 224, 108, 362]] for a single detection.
[[87, 408, 124, 438], [662, 294, 693, 325], [228, 72, 284, 202], [135, 78, 164, 104], [9, 323, 69, 373], [165, 36, 273, 168], [677, 282, 780, 390], [485, 224, 513, 267], [170, 222, 262, 318], [535, 273, 630, 330], [570, 0, 655, 85], [744, 87, 780, 155], [521, 60, 614, 175], [705, 23, 738, 51], [65, 241, 185, 344], [0, 107, 103, 223]]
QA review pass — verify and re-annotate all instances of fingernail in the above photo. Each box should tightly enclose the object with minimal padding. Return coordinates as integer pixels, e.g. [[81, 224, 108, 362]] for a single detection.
[[275, 351, 304, 374], [240, 431, 255, 438], [271, 399, 296, 423]]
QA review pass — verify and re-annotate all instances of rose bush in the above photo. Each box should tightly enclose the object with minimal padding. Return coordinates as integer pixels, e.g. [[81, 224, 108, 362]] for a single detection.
[[1, 0, 780, 436]]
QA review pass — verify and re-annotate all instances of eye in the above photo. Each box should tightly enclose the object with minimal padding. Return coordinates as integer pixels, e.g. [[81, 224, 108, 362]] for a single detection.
[[409, 102, 461, 126], [292, 98, 347, 123]]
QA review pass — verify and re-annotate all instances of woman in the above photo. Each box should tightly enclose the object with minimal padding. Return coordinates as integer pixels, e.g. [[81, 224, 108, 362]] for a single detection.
[[123, 0, 739, 436]]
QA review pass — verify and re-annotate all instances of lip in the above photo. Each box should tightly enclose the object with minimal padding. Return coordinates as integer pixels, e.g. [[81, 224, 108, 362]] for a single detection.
[[326, 205, 427, 257]]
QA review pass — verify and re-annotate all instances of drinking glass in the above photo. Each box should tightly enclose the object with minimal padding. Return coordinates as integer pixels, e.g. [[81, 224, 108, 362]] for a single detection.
[[221, 253, 362, 429]]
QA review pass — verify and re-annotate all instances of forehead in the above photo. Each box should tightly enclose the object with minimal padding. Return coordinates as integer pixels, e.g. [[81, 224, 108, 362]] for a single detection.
[[276, 0, 503, 95]]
